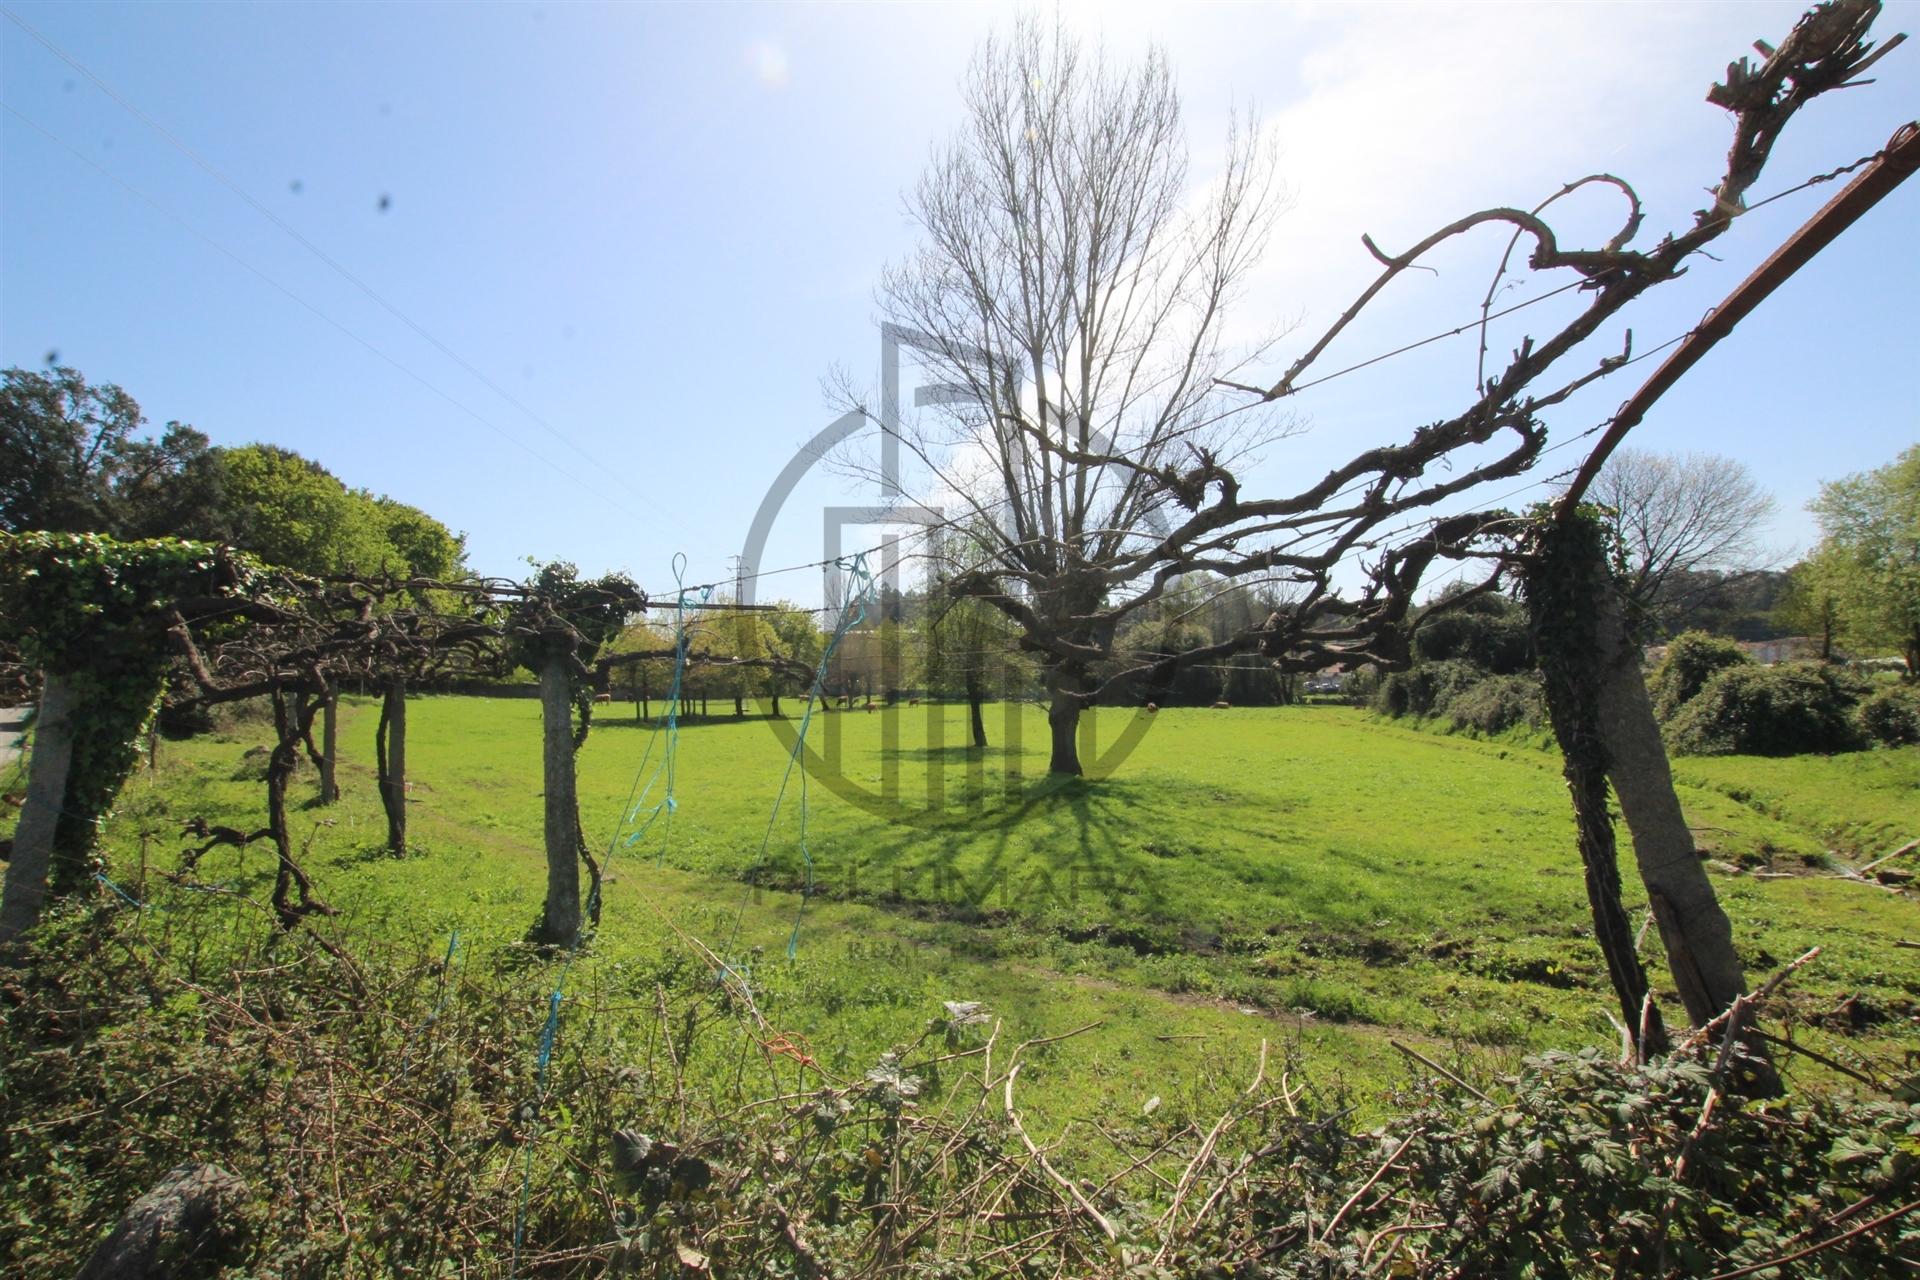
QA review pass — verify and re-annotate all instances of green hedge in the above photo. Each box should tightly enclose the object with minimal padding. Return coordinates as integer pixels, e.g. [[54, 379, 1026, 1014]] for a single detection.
[[1856, 684, 1920, 748], [1664, 662, 1864, 756]]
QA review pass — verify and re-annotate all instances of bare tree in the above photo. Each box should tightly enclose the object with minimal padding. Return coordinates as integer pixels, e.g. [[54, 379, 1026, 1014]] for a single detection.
[[1023, 0, 1892, 1061], [1587, 448, 1776, 625], [870, 15, 1285, 774]]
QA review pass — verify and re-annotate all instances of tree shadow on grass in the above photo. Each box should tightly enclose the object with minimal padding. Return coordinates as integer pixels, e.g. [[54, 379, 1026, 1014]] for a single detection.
[[879, 743, 1020, 763], [737, 774, 1176, 937]]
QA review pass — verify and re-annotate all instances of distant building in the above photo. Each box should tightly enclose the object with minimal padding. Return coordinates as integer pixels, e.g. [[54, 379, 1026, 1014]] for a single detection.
[[1739, 637, 1820, 664], [1643, 636, 1824, 668]]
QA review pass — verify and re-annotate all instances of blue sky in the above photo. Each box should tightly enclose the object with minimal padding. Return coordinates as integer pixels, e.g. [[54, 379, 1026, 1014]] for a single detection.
[[3, 1, 1915, 605]]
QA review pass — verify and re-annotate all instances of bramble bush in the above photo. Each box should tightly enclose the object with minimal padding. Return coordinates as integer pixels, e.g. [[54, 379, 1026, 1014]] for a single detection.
[[1856, 684, 1920, 748], [7, 895, 1918, 1277], [1372, 658, 1484, 720], [1442, 672, 1547, 737], [1648, 630, 1752, 721], [1665, 661, 1865, 757], [1372, 662, 1547, 737]]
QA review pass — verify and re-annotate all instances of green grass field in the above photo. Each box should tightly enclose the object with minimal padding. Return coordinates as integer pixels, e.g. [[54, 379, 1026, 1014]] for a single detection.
[[70, 696, 1920, 1131]]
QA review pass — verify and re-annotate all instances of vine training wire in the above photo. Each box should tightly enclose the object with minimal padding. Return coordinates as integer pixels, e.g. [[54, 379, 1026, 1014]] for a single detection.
[[727, 551, 880, 963]]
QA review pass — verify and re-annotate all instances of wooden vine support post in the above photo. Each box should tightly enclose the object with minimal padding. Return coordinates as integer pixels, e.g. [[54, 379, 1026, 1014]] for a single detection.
[[510, 565, 646, 949], [0, 673, 79, 949], [318, 682, 340, 805], [537, 647, 584, 948], [376, 676, 408, 856], [0, 534, 263, 949]]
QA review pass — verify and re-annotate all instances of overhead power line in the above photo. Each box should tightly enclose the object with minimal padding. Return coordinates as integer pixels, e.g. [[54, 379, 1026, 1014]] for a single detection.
[[1, 102, 645, 516], [2, 4, 632, 485]]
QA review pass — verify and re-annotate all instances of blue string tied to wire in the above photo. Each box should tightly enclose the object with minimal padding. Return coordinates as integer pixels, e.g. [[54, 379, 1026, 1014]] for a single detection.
[[94, 871, 236, 911], [399, 929, 462, 1070], [514, 550, 708, 1269], [511, 956, 571, 1275], [729, 551, 879, 962], [94, 870, 148, 909], [587, 554, 708, 927]]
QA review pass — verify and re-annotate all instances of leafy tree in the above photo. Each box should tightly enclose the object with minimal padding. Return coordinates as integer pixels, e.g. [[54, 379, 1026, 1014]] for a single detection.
[[1807, 443, 1920, 675], [923, 593, 1030, 745], [765, 603, 825, 676], [112, 423, 229, 541], [1, 367, 147, 534], [371, 494, 466, 580], [1411, 587, 1532, 675], [1, 368, 465, 582], [1776, 548, 1848, 659], [216, 445, 392, 575]]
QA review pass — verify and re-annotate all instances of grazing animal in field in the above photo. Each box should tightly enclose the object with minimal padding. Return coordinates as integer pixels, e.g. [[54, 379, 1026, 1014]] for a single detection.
[[908, 697, 921, 706], [1210, 700, 1231, 710], [837, 695, 850, 707], [1144, 702, 1158, 713], [592, 693, 613, 704]]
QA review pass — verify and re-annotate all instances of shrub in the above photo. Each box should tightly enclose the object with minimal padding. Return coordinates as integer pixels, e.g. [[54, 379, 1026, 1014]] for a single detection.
[[10, 903, 1920, 1277], [1649, 631, 1751, 720], [1373, 659, 1483, 719], [1856, 684, 1920, 747], [1665, 662, 1860, 756], [1412, 595, 1532, 674], [1444, 673, 1546, 736]]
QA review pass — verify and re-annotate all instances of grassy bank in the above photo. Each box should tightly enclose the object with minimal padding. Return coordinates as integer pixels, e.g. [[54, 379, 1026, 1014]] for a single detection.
[[8, 696, 1919, 1274], [79, 698, 1920, 1099]]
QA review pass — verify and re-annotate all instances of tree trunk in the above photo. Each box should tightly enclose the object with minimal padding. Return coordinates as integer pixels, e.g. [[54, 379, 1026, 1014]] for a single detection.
[[267, 689, 331, 928], [967, 671, 988, 749], [1547, 699, 1670, 1059], [74, 1162, 248, 1280], [771, 688, 782, 717], [537, 654, 581, 949], [735, 693, 744, 717], [1526, 515, 1774, 1088], [0, 672, 79, 949], [640, 668, 650, 722], [1589, 584, 1758, 1030], [318, 687, 339, 804], [1045, 667, 1082, 776], [376, 677, 407, 856], [1527, 521, 1671, 1061]]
